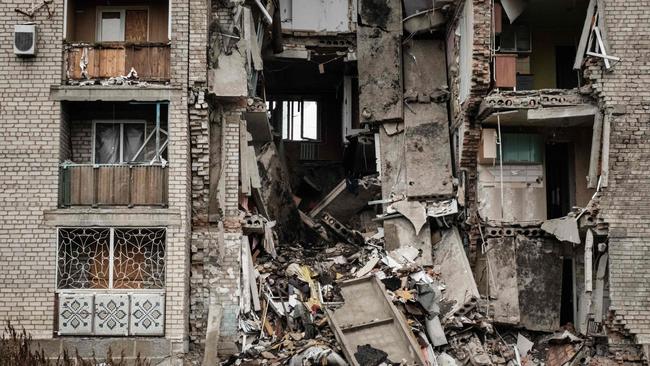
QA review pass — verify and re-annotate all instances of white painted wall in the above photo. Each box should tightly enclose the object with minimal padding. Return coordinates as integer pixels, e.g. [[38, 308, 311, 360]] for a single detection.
[[279, 0, 350, 32]]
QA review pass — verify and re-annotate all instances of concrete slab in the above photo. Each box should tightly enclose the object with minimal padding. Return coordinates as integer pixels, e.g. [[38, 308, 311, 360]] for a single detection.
[[357, 26, 402, 124], [433, 228, 480, 318], [404, 103, 454, 198], [485, 237, 521, 325], [515, 235, 562, 331], [207, 47, 248, 98]]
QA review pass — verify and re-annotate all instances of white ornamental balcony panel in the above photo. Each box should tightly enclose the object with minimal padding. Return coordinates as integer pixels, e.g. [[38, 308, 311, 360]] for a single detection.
[[94, 294, 130, 336], [130, 293, 165, 335], [58, 293, 93, 335]]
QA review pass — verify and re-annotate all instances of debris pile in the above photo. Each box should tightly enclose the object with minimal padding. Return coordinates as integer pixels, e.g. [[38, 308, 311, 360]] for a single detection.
[[220, 176, 604, 366]]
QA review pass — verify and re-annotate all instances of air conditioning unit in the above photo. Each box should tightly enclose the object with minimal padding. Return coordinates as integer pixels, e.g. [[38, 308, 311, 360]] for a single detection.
[[14, 24, 37, 56]]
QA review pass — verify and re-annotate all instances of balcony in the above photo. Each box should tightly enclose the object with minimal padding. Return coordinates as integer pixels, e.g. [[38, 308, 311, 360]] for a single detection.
[[59, 163, 168, 207], [63, 0, 170, 84], [65, 43, 171, 82], [59, 101, 169, 208]]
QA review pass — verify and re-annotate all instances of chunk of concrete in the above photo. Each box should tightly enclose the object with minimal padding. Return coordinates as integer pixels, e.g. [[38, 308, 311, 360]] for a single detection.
[[433, 228, 480, 317], [391, 200, 427, 235], [207, 47, 248, 98], [357, 0, 402, 31], [541, 216, 580, 244], [384, 217, 432, 266]]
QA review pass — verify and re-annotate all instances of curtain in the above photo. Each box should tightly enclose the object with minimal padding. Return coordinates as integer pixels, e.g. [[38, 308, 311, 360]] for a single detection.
[[95, 124, 120, 164], [123, 124, 145, 162]]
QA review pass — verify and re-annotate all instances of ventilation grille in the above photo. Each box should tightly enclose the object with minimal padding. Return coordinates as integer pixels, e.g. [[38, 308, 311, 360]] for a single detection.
[[300, 143, 319, 160], [14, 32, 33, 51]]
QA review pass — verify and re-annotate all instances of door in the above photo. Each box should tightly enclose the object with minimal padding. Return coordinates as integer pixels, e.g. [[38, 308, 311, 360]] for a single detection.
[[546, 142, 570, 219]]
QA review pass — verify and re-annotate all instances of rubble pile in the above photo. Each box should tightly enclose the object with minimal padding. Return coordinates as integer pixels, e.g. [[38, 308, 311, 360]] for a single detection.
[[223, 178, 604, 366]]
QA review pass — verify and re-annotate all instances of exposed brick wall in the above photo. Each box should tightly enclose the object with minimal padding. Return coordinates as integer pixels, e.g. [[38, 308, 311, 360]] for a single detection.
[[447, 0, 492, 261], [595, 0, 650, 346], [0, 0, 63, 339], [0, 0, 194, 353]]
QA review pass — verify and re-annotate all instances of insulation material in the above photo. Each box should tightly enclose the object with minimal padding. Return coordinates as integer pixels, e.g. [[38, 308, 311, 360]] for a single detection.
[[404, 103, 453, 198]]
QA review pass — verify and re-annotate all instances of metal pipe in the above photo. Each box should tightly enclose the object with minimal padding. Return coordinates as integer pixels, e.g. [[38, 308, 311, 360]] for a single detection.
[[155, 102, 161, 162], [253, 0, 272, 24]]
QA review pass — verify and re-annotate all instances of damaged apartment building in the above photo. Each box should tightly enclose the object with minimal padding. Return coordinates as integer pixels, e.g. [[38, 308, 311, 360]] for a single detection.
[[2, 0, 650, 364]]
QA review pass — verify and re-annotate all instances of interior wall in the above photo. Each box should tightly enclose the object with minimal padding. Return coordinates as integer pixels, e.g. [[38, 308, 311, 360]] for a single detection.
[[477, 125, 594, 223], [530, 29, 580, 89], [70, 0, 169, 42]]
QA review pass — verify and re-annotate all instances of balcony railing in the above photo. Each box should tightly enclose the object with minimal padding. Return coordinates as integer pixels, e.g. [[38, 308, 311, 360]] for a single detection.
[[64, 43, 171, 82], [59, 164, 168, 207]]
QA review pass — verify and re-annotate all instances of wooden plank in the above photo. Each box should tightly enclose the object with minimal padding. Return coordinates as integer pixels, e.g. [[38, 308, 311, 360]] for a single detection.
[[131, 166, 165, 205], [493, 2, 503, 34], [574, 0, 597, 70], [125, 10, 148, 42], [96, 48, 126, 78], [96, 166, 130, 205], [587, 111, 603, 188], [601, 111, 611, 187], [494, 54, 517, 88], [69, 166, 94, 205], [66, 48, 83, 79]]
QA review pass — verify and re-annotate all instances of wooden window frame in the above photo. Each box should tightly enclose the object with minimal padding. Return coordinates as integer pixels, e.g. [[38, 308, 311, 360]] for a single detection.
[[96, 6, 150, 43]]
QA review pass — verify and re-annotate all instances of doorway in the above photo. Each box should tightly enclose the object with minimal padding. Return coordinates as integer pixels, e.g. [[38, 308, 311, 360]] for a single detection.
[[546, 142, 570, 219], [560, 257, 574, 326], [556, 46, 579, 89]]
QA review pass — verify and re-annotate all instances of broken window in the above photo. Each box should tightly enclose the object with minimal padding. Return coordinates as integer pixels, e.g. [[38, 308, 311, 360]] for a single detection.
[[93, 121, 146, 164], [498, 24, 531, 53], [280, 100, 320, 141]]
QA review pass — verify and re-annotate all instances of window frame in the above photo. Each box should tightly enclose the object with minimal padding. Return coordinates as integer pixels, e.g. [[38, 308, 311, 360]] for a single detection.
[[95, 6, 150, 42], [92, 119, 147, 164], [274, 98, 322, 142], [55, 227, 167, 293]]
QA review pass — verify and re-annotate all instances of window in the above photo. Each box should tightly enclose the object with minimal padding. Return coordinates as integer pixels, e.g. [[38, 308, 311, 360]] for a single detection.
[[97, 8, 149, 42], [498, 133, 543, 164], [56, 228, 166, 336], [280, 100, 320, 141], [499, 24, 531, 53], [93, 121, 146, 164], [98, 10, 125, 42], [57, 228, 166, 290]]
